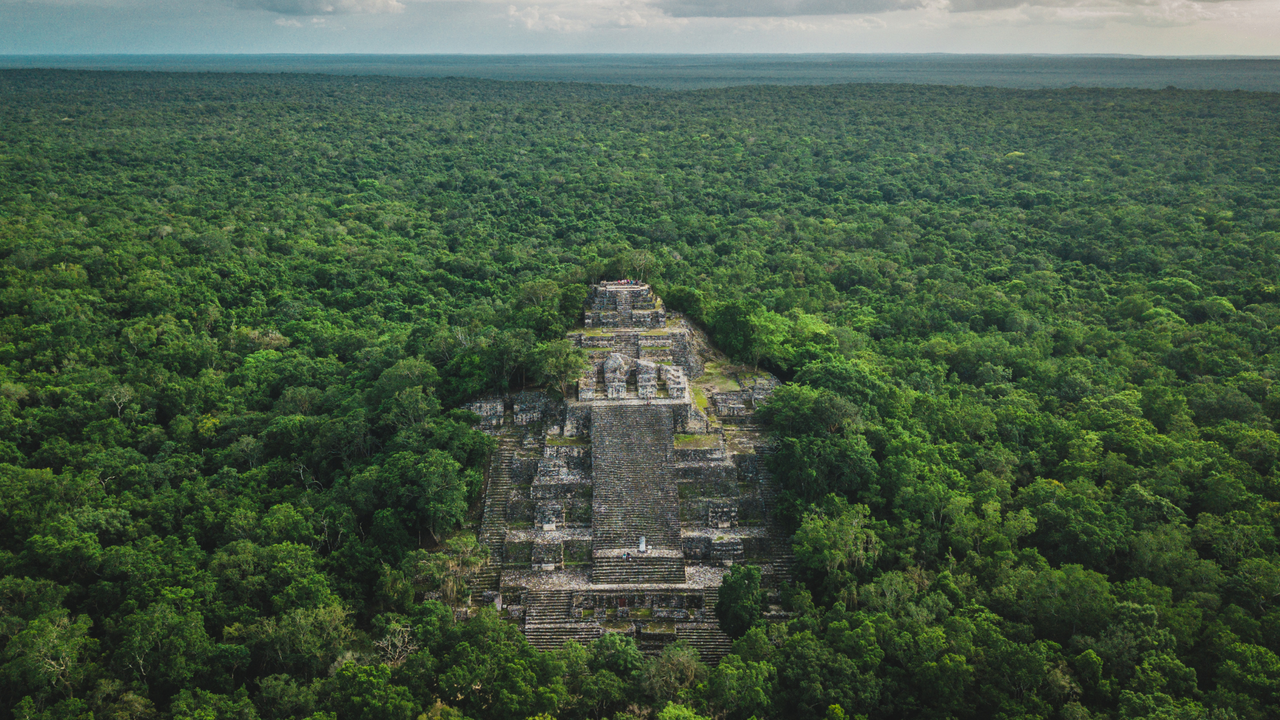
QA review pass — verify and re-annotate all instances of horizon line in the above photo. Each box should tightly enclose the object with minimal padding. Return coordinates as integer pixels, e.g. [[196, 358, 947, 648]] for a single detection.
[[3, 52, 1280, 60]]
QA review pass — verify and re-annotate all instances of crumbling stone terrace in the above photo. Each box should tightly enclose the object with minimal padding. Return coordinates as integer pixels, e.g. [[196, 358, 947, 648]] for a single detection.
[[467, 281, 791, 663]]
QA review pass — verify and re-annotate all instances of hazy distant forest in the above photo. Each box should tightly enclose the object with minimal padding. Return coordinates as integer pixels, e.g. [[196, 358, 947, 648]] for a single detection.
[[1, 70, 1279, 720]]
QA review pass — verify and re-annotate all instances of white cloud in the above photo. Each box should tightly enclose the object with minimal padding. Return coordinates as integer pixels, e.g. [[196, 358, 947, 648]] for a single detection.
[[231, 0, 404, 15], [471, 0, 1264, 29], [508, 4, 586, 30], [505, 0, 684, 31], [655, 0, 922, 16], [940, 0, 1242, 28], [3, 0, 1275, 49], [4, 0, 1266, 25]]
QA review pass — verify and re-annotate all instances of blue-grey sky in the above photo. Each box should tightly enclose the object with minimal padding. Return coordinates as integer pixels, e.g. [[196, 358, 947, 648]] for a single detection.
[[1, 0, 1277, 55]]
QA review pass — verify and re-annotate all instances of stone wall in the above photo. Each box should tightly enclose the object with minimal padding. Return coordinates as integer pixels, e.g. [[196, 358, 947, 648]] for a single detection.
[[673, 403, 711, 434], [511, 391, 555, 427], [708, 502, 738, 529], [711, 391, 752, 417], [512, 457, 539, 485], [582, 282, 667, 330], [681, 536, 744, 565], [733, 454, 770, 484], [637, 360, 658, 399], [527, 443, 593, 530], [532, 542, 563, 570], [504, 541, 533, 566], [507, 498, 535, 525], [568, 325, 702, 388], [565, 539, 592, 565], [710, 538, 744, 564], [741, 537, 775, 560], [677, 479, 739, 498], [669, 331, 704, 379], [661, 365, 688, 399], [672, 447, 726, 463], [563, 404, 591, 437], [465, 397, 505, 429], [673, 466, 737, 486], [535, 503, 563, 530], [573, 592, 704, 612]]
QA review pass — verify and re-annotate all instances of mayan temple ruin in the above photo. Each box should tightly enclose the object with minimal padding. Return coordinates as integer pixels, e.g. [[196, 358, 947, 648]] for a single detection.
[[467, 281, 791, 662]]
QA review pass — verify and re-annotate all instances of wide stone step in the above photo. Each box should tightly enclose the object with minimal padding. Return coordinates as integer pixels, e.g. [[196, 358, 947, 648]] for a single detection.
[[591, 405, 683, 560], [524, 622, 604, 651], [591, 556, 685, 584], [525, 589, 574, 624], [676, 623, 733, 664]]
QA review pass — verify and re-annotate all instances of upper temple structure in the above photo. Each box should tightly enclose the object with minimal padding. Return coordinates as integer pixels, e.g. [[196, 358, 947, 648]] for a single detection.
[[467, 281, 790, 662], [583, 280, 667, 329]]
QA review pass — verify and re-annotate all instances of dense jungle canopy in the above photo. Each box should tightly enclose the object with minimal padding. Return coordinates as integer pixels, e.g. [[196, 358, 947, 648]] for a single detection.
[[1, 69, 1279, 720]]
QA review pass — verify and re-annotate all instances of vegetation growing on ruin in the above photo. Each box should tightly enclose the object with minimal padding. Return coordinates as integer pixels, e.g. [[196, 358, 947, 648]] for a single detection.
[[673, 434, 719, 449], [1, 69, 1279, 719]]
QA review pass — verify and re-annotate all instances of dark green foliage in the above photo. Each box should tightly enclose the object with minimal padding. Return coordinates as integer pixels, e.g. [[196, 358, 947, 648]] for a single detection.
[[715, 565, 764, 639], [323, 663, 416, 720], [2, 69, 1280, 720]]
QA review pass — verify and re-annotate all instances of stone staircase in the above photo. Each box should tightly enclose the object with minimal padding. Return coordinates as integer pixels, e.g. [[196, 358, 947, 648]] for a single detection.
[[525, 589, 573, 624], [523, 590, 603, 650], [677, 623, 733, 664], [614, 332, 641, 358], [756, 467, 796, 587], [473, 435, 518, 592], [590, 405, 684, 584], [616, 289, 633, 325], [703, 586, 720, 615], [763, 537, 797, 587], [525, 622, 605, 651], [591, 556, 685, 585]]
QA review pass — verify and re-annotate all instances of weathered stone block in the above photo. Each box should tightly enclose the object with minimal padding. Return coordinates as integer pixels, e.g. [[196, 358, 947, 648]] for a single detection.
[[506, 498, 535, 524], [734, 454, 769, 484], [536, 502, 563, 531], [708, 502, 738, 529], [565, 539, 592, 565], [465, 397, 505, 429], [532, 541, 563, 570], [565, 499, 593, 525], [504, 541, 532, 566], [682, 536, 711, 561], [711, 538, 744, 565], [563, 404, 590, 437]]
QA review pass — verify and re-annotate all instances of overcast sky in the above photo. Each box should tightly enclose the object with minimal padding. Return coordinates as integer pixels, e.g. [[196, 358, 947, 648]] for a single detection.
[[1, 0, 1277, 55]]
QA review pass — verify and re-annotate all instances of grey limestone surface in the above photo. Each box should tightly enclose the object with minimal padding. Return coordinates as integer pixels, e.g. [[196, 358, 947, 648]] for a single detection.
[[467, 281, 792, 661]]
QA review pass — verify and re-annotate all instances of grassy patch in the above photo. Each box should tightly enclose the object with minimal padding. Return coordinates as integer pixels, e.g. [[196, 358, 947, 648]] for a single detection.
[[674, 433, 718, 449], [692, 386, 710, 411], [699, 363, 748, 393]]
